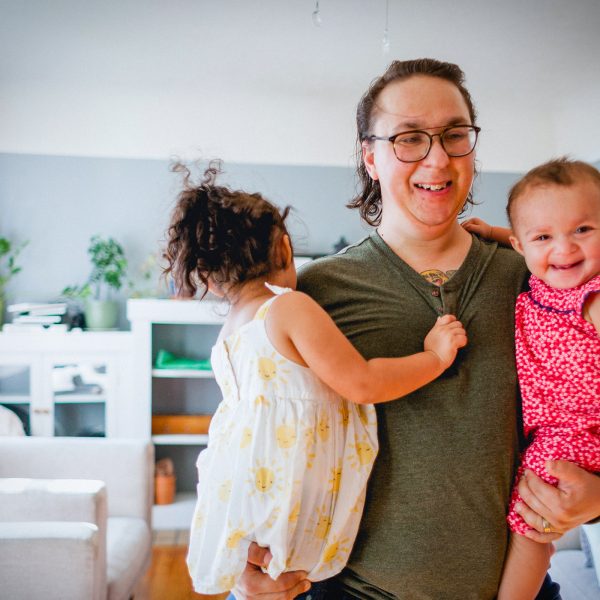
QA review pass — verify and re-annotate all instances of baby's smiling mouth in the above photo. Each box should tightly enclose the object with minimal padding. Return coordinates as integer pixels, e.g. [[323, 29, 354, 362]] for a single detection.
[[550, 261, 582, 270]]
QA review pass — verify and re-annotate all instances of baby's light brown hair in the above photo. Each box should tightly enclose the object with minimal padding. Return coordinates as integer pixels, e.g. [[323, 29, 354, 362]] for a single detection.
[[507, 158, 600, 228]]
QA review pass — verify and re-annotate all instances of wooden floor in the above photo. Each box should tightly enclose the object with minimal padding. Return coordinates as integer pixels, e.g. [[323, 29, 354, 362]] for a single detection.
[[133, 545, 228, 600]]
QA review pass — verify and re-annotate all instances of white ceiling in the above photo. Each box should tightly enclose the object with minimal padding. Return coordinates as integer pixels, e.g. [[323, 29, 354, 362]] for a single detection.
[[1, 0, 599, 171]]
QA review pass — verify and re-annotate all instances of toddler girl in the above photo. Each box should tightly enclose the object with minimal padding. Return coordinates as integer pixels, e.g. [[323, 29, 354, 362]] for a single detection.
[[164, 162, 467, 594], [464, 158, 600, 600]]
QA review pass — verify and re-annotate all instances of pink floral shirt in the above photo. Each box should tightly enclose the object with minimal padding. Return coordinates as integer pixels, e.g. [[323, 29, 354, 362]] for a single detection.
[[515, 274, 600, 437]]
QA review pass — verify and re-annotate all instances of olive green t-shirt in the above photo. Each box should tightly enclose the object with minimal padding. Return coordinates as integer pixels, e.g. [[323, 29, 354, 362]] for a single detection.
[[297, 232, 528, 600]]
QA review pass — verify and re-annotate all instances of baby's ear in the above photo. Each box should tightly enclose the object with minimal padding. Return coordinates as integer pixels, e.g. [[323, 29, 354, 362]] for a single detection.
[[509, 234, 524, 256]]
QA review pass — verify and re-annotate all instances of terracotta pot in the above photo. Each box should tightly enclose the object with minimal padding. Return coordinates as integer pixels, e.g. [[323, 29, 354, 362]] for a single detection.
[[155, 474, 176, 505]]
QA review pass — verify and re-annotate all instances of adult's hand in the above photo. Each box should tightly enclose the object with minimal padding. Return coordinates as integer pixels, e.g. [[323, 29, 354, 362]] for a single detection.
[[515, 460, 600, 543], [231, 543, 310, 600]]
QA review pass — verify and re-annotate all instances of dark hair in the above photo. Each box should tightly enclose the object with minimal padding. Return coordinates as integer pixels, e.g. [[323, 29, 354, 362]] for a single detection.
[[164, 161, 292, 299], [348, 58, 479, 226], [507, 157, 600, 227]]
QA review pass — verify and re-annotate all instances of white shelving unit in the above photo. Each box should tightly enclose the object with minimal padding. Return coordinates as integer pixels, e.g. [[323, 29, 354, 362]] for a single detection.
[[151, 369, 214, 379], [0, 330, 135, 438], [128, 298, 225, 529]]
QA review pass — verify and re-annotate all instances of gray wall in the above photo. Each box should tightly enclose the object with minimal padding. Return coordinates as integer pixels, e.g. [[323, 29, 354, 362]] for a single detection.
[[1, 152, 520, 326]]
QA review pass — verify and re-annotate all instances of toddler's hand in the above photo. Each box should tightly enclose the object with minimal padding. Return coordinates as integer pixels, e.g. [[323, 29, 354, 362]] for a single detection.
[[462, 217, 493, 239], [424, 314, 467, 370]]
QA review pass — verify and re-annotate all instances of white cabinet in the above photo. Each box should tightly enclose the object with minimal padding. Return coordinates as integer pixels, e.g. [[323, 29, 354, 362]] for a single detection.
[[0, 331, 135, 438], [127, 299, 224, 524]]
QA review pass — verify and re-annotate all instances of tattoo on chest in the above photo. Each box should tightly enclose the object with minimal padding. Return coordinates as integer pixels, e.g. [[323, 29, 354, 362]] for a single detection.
[[420, 269, 458, 286]]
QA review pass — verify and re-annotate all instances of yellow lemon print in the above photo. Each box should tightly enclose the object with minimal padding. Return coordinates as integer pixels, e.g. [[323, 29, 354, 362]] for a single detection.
[[218, 574, 236, 591], [258, 357, 277, 381], [218, 480, 232, 502], [240, 427, 253, 448], [276, 424, 297, 449], [329, 463, 343, 494], [317, 413, 330, 442]]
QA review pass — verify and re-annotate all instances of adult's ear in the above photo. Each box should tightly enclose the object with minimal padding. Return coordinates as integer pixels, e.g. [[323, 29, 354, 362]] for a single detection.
[[362, 141, 379, 181]]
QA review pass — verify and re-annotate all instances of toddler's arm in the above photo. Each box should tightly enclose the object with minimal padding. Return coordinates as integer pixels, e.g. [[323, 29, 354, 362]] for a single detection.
[[462, 217, 512, 247], [269, 291, 467, 404]]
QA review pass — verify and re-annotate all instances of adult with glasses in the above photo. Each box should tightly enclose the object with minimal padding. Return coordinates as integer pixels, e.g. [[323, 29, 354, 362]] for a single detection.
[[230, 58, 600, 599]]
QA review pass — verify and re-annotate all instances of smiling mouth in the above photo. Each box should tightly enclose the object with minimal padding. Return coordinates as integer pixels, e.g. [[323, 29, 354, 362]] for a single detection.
[[415, 181, 452, 191], [551, 262, 581, 271]]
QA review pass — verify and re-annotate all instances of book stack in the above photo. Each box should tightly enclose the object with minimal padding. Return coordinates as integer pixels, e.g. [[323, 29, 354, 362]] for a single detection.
[[4, 302, 68, 332]]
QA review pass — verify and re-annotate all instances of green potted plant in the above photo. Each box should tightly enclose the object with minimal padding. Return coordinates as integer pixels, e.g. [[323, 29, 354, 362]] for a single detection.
[[63, 235, 128, 330], [0, 237, 27, 327]]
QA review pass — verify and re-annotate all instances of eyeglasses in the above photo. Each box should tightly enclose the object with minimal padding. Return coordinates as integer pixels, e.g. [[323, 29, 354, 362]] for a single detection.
[[365, 125, 481, 163]]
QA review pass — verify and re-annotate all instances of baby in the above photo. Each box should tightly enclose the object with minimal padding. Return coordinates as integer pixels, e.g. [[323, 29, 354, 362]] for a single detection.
[[465, 157, 600, 599]]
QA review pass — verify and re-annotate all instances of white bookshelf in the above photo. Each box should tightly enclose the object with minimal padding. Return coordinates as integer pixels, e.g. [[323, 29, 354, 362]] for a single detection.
[[128, 299, 224, 529]]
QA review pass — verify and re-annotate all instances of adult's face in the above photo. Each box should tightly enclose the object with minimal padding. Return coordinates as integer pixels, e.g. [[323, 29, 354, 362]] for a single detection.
[[362, 75, 476, 235]]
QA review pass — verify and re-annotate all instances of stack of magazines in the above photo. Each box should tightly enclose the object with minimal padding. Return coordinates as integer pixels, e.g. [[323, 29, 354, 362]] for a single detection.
[[5, 302, 68, 332]]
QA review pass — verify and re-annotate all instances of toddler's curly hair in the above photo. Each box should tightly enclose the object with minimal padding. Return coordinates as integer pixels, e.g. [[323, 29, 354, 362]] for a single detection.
[[164, 161, 292, 299]]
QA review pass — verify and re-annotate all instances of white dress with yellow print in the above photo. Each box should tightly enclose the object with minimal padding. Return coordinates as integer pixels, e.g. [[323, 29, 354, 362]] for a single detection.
[[187, 285, 378, 593]]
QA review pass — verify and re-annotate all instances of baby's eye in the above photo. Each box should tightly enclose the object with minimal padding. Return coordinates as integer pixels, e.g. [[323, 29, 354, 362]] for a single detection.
[[534, 234, 549, 241], [575, 226, 591, 234]]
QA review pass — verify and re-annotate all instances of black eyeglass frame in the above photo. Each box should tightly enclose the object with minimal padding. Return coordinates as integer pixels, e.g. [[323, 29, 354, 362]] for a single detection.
[[364, 125, 482, 163]]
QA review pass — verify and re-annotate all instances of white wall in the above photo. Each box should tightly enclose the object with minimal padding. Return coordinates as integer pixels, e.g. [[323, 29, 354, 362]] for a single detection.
[[0, 76, 589, 172], [1, 1, 598, 171]]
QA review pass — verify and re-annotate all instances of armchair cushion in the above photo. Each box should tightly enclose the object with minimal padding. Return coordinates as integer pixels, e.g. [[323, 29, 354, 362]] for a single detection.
[[107, 517, 152, 600], [0, 437, 153, 522], [0, 437, 154, 600], [0, 522, 101, 600]]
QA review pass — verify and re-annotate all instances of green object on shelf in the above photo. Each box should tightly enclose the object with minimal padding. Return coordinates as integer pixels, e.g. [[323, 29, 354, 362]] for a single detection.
[[154, 349, 212, 370]]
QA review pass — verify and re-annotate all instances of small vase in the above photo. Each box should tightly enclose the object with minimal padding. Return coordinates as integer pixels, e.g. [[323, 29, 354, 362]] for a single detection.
[[154, 474, 176, 505], [84, 299, 119, 330]]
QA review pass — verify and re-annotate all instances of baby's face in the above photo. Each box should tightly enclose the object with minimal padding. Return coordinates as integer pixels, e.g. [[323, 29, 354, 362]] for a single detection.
[[510, 180, 600, 289]]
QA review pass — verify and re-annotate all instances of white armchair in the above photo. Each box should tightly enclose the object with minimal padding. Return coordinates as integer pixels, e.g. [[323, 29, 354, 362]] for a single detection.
[[0, 437, 154, 600]]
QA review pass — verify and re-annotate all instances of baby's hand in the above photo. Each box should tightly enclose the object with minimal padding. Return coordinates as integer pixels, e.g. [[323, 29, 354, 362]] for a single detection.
[[424, 314, 467, 369], [462, 217, 493, 239]]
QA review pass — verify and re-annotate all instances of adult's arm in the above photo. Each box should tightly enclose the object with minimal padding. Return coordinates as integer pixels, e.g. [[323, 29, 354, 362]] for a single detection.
[[231, 543, 310, 600], [515, 460, 600, 542]]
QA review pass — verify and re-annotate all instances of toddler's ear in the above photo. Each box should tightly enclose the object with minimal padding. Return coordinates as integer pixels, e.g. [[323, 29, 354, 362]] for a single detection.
[[207, 278, 225, 298], [509, 234, 524, 256], [282, 234, 293, 267]]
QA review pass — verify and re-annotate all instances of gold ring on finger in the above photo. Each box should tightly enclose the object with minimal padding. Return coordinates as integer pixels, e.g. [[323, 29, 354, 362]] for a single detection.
[[542, 518, 553, 533]]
